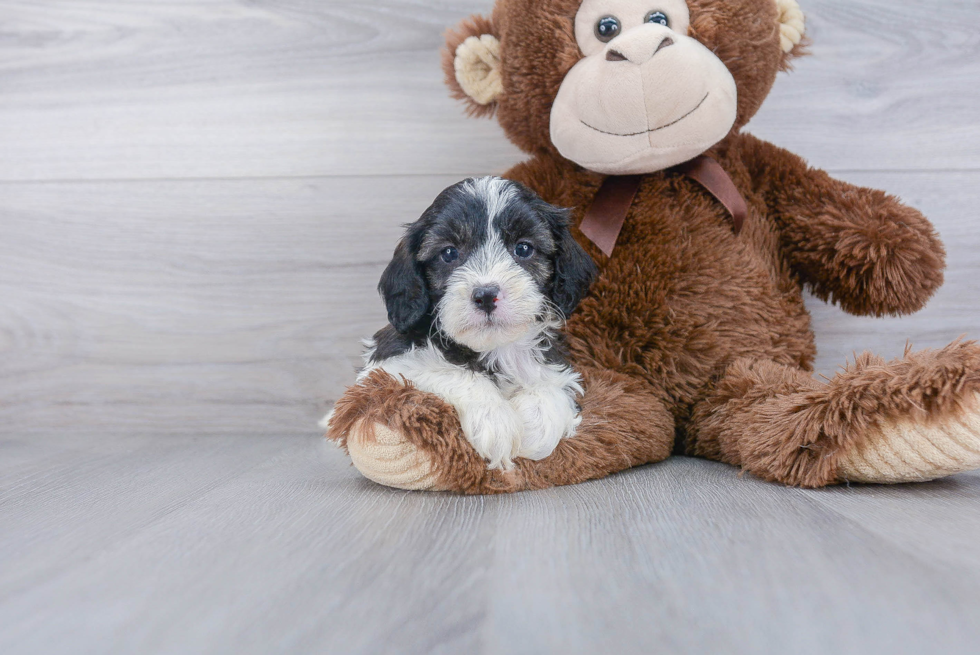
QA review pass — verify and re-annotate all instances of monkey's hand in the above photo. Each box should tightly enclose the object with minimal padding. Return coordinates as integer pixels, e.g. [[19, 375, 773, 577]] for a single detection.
[[740, 133, 946, 317]]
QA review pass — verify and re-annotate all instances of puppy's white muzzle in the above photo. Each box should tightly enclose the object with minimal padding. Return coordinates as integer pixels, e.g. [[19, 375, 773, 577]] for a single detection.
[[437, 242, 546, 352]]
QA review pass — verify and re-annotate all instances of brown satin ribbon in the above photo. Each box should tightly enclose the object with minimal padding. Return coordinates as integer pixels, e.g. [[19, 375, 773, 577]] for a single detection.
[[675, 155, 748, 236], [579, 155, 748, 257], [578, 174, 643, 258]]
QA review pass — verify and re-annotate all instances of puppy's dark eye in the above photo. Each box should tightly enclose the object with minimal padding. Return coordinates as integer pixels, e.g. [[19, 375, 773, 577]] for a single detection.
[[514, 243, 534, 259], [440, 246, 459, 263], [595, 16, 621, 42], [645, 11, 669, 27]]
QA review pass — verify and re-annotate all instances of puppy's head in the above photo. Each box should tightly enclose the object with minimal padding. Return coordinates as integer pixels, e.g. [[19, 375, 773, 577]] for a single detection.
[[379, 177, 597, 352]]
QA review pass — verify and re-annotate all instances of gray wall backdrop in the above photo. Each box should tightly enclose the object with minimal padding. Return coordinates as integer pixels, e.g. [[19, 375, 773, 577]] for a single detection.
[[2, 0, 979, 439]]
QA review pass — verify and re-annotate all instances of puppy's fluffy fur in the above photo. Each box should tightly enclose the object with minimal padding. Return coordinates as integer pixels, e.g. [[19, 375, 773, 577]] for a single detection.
[[358, 177, 597, 469]]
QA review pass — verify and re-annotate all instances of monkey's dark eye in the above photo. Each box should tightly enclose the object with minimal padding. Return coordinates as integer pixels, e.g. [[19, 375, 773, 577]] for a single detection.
[[644, 11, 669, 27], [595, 16, 621, 42], [440, 246, 459, 263], [514, 243, 534, 259]]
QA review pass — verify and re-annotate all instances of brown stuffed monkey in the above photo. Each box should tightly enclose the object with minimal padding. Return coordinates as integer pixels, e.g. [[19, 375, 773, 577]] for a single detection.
[[327, 0, 980, 493]]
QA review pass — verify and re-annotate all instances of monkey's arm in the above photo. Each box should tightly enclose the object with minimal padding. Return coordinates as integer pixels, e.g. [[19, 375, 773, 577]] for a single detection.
[[739, 133, 945, 317], [326, 367, 674, 494]]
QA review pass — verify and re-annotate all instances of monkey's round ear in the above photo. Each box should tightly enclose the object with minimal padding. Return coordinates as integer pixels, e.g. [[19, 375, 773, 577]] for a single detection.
[[442, 15, 502, 118], [777, 0, 807, 63]]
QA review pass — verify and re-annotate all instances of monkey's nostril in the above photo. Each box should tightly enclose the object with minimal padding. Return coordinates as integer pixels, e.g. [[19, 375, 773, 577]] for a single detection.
[[605, 49, 628, 62], [654, 36, 675, 56]]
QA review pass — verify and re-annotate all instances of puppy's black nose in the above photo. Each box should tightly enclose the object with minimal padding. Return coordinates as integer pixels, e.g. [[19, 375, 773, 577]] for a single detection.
[[472, 285, 500, 314]]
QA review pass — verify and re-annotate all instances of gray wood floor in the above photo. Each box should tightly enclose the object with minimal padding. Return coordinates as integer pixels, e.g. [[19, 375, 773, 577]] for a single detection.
[[1, 1, 979, 653]]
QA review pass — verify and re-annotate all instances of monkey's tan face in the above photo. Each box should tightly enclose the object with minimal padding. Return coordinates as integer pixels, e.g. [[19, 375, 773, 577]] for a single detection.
[[550, 0, 738, 175]]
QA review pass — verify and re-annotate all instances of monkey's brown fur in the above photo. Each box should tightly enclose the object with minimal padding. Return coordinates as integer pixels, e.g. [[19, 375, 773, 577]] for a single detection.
[[327, 0, 980, 492]]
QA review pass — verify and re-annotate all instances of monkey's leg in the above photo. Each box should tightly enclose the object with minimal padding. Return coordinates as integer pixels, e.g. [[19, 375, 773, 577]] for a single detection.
[[326, 367, 674, 494], [687, 342, 980, 487]]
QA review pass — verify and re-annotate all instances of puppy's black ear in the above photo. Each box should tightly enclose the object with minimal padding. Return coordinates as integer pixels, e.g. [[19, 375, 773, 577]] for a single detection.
[[378, 238, 429, 333], [545, 205, 598, 317]]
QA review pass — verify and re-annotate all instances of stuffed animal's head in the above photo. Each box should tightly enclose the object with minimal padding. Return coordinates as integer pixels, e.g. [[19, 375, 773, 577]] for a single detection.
[[443, 0, 806, 175]]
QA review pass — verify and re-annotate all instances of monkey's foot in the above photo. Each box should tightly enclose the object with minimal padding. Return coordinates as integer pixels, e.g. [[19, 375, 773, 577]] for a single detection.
[[325, 370, 510, 494], [346, 420, 444, 491], [839, 392, 980, 484]]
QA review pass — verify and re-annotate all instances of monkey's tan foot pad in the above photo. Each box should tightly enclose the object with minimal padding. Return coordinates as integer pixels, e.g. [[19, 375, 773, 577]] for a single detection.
[[839, 392, 980, 484], [346, 420, 445, 491]]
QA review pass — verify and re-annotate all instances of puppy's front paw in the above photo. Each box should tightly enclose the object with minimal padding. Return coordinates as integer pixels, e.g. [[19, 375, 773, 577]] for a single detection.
[[511, 388, 581, 461], [459, 401, 524, 470]]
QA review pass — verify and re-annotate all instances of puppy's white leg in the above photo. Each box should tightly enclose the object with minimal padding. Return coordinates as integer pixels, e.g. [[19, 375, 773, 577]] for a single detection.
[[509, 367, 583, 461], [455, 386, 524, 470], [318, 409, 335, 431]]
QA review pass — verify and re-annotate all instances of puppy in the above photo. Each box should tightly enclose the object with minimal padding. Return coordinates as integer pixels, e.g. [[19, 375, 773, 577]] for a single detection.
[[357, 177, 597, 469]]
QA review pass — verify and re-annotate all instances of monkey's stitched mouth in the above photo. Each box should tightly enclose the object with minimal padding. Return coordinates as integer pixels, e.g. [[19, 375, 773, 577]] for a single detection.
[[580, 92, 710, 137]]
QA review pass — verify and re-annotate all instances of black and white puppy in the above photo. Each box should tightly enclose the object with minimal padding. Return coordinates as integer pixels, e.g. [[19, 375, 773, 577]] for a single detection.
[[359, 177, 597, 469]]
